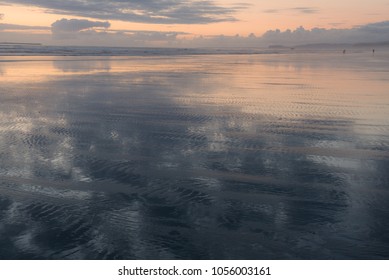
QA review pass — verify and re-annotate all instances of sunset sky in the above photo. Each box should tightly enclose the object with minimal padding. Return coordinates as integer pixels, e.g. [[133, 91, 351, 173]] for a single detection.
[[1, 1, 389, 47]]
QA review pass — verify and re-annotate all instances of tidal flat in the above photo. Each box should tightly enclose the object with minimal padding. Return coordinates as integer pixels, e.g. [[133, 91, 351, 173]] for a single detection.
[[0, 51, 389, 259]]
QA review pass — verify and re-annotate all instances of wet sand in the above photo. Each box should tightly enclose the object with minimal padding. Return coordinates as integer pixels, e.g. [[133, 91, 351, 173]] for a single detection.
[[0, 52, 389, 259]]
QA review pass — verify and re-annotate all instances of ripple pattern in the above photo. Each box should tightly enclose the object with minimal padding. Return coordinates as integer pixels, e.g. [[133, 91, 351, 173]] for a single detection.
[[1, 53, 389, 259]]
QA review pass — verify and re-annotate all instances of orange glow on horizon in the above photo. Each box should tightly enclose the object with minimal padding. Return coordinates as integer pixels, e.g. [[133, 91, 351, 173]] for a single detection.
[[1, 2, 389, 38]]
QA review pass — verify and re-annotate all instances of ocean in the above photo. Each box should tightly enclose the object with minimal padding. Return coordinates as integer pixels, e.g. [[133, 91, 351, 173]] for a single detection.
[[0, 46, 389, 259]]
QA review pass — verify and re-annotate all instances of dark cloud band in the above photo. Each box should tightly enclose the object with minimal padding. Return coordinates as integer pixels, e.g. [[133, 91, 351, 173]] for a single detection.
[[2, 0, 245, 24], [52, 19, 110, 33], [264, 7, 319, 14], [0, 23, 50, 30]]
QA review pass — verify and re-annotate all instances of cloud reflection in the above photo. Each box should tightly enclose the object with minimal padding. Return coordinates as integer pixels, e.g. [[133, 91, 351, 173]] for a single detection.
[[0, 54, 389, 259]]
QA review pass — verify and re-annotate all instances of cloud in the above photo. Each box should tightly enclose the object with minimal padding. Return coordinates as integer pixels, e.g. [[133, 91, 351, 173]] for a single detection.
[[358, 21, 389, 33], [48, 18, 187, 46], [264, 7, 319, 14], [261, 21, 389, 45], [263, 9, 277, 14], [0, 13, 4, 20], [2, 0, 245, 24], [0, 23, 50, 31], [51, 18, 110, 40], [52, 18, 110, 33], [115, 30, 187, 42], [53, 29, 188, 47], [173, 20, 389, 48], [292, 7, 318, 14], [3, 18, 389, 48]]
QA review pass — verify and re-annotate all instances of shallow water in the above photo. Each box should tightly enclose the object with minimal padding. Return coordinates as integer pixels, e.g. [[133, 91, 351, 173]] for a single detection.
[[0, 52, 389, 259]]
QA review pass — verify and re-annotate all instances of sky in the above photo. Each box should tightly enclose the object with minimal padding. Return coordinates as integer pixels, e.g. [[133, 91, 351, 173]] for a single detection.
[[1, 1, 389, 47]]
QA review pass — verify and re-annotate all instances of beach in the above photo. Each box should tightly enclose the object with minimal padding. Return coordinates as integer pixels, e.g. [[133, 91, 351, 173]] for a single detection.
[[0, 50, 389, 259]]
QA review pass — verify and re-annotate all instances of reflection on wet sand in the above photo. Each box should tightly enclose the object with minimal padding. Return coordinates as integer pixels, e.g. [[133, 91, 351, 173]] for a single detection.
[[0, 53, 389, 259]]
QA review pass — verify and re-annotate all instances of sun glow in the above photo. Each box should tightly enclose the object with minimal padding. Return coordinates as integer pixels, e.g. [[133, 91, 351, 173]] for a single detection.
[[1, 1, 389, 46]]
